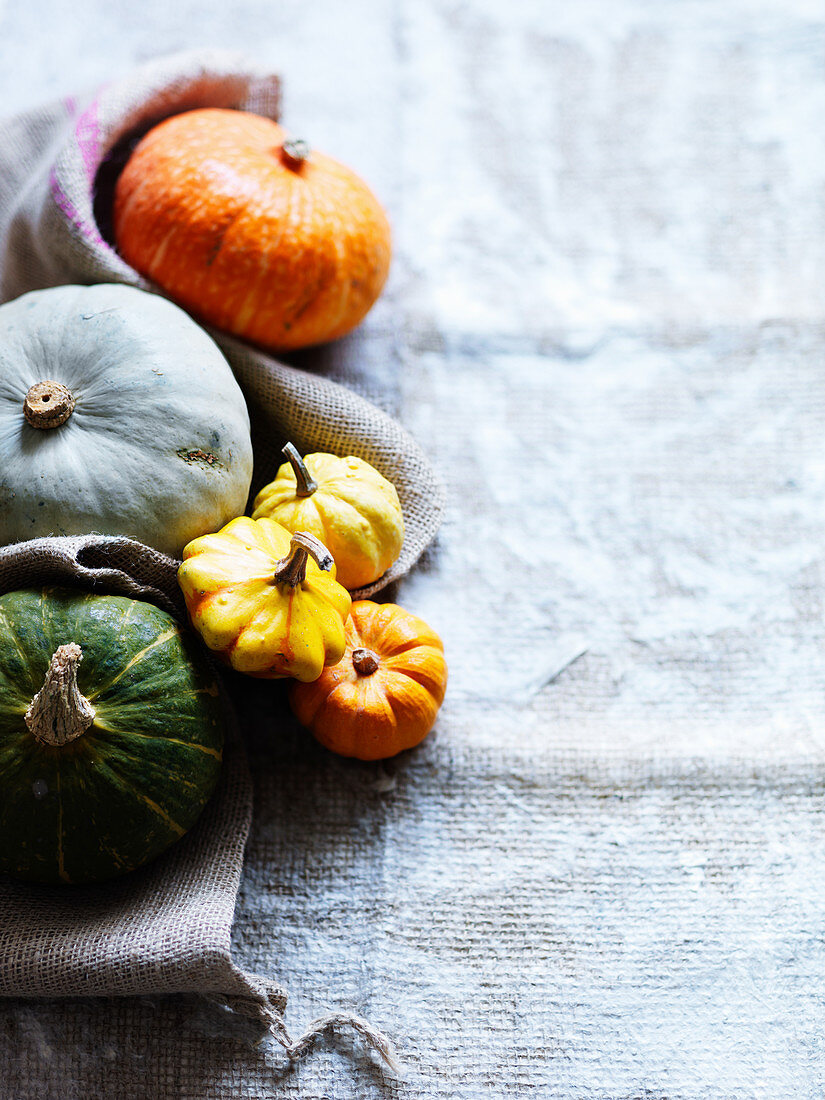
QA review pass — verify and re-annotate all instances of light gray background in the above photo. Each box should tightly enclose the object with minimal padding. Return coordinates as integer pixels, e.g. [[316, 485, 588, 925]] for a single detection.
[[2, 0, 825, 1096]]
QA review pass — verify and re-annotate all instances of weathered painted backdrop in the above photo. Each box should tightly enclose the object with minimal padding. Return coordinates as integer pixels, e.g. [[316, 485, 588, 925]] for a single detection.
[[2, 0, 825, 1095]]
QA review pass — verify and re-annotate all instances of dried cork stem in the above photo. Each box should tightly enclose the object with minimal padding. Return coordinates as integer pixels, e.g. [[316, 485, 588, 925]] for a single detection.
[[282, 442, 318, 497], [280, 139, 311, 172], [272, 532, 334, 588], [25, 644, 96, 747], [352, 648, 380, 675], [23, 381, 76, 429]]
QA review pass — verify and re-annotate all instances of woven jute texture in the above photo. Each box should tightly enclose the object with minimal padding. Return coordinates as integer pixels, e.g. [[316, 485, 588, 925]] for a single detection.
[[0, 48, 445, 599]]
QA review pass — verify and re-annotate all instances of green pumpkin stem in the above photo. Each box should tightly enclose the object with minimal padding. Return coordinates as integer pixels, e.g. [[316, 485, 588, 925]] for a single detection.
[[273, 532, 334, 588], [282, 442, 318, 497], [25, 643, 96, 747]]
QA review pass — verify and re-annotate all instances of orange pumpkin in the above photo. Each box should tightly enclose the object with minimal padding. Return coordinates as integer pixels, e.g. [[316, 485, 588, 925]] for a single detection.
[[289, 601, 447, 760], [113, 108, 392, 352]]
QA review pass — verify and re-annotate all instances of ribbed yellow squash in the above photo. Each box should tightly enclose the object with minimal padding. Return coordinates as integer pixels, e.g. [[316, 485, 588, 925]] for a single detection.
[[251, 444, 404, 590], [178, 516, 351, 681]]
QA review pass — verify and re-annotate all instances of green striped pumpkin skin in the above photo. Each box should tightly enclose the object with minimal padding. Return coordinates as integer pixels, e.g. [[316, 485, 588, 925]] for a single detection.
[[0, 588, 224, 885]]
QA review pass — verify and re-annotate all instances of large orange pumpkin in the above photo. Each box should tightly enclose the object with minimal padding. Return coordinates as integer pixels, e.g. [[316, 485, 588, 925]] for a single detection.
[[113, 109, 392, 352], [288, 600, 448, 760]]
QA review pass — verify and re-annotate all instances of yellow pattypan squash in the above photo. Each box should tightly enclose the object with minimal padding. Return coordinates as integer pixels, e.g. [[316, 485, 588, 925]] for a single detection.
[[251, 443, 404, 590], [178, 516, 351, 681]]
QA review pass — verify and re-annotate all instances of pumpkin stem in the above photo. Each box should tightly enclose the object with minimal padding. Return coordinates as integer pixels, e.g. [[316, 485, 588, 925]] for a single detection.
[[273, 532, 334, 588], [25, 643, 96, 747], [23, 381, 76, 430], [282, 442, 318, 497], [352, 648, 380, 675], [280, 138, 311, 171]]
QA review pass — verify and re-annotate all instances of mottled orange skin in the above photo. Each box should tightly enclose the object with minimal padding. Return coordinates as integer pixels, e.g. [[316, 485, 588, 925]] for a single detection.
[[289, 601, 448, 761], [113, 109, 392, 352]]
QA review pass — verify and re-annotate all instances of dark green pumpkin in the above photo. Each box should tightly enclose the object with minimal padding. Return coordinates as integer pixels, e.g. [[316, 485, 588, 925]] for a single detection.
[[0, 587, 224, 885]]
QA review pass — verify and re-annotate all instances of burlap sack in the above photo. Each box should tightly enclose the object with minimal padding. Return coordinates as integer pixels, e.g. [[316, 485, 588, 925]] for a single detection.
[[0, 49, 408, 1071], [0, 47, 445, 599], [0, 535, 397, 1070]]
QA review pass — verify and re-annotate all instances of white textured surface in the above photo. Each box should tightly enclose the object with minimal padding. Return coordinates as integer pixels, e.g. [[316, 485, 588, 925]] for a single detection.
[[3, 0, 825, 1096]]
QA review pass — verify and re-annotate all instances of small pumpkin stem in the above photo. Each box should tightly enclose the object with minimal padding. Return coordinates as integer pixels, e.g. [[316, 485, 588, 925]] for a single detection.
[[352, 648, 380, 676], [24, 381, 76, 429], [282, 442, 318, 497], [272, 532, 334, 588], [25, 644, 96, 747], [280, 139, 311, 172]]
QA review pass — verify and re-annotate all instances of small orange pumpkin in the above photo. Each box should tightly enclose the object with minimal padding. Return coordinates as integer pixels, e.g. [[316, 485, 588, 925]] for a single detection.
[[113, 108, 392, 352], [289, 601, 447, 760]]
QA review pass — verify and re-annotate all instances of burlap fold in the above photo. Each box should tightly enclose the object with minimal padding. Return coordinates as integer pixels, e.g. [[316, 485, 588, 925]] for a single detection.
[[0, 535, 397, 1071], [0, 47, 445, 598]]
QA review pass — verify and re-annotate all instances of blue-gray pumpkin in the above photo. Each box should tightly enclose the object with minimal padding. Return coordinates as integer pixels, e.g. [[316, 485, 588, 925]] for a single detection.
[[0, 283, 253, 557]]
